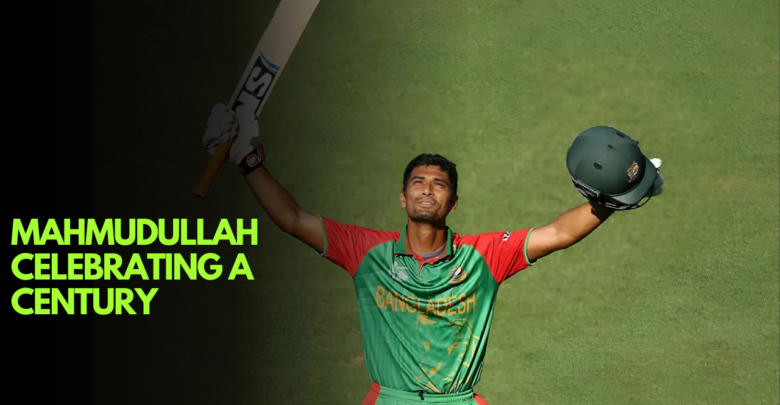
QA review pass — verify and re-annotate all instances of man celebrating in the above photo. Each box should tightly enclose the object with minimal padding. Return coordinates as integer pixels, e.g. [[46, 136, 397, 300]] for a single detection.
[[203, 104, 664, 404]]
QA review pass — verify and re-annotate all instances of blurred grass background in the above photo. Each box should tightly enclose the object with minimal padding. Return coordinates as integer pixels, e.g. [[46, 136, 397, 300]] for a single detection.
[[93, 0, 778, 403]]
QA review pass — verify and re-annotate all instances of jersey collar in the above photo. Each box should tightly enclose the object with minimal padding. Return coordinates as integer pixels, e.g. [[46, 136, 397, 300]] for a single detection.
[[395, 224, 455, 262]]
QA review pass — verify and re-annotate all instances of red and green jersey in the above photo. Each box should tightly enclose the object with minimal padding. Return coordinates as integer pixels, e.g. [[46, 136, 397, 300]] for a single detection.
[[320, 217, 535, 394]]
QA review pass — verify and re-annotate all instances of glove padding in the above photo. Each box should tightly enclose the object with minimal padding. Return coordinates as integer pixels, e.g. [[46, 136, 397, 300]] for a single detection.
[[202, 103, 259, 163]]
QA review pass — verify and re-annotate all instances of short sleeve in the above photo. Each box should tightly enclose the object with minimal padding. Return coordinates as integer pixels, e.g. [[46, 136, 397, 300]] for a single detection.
[[458, 228, 535, 284], [320, 217, 399, 277]]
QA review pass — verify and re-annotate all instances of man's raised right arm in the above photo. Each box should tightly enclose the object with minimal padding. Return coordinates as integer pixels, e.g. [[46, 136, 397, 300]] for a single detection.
[[202, 103, 324, 253], [243, 167, 324, 253]]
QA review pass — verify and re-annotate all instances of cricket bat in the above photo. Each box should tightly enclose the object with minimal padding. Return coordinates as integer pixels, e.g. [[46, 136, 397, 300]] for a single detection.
[[194, 0, 320, 198]]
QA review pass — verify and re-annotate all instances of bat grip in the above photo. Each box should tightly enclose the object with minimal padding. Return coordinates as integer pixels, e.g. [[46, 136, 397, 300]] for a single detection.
[[195, 113, 240, 198], [194, 137, 235, 198]]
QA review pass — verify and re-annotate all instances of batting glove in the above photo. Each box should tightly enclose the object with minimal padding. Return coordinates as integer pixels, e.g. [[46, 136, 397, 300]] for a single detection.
[[202, 103, 259, 163], [649, 158, 664, 196]]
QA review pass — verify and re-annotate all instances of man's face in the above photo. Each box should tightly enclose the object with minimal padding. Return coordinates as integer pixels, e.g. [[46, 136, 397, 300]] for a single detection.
[[400, 165, 458, 224]]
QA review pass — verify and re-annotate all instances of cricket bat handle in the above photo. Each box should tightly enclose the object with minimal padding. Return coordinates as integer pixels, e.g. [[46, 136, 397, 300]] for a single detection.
[[194, 114, 239, 199], [193, 0, 321, 199], [194, 138, 234, 199]]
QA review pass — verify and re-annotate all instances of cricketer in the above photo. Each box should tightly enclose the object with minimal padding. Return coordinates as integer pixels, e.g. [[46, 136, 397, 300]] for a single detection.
[[202, 103, 665, 404]]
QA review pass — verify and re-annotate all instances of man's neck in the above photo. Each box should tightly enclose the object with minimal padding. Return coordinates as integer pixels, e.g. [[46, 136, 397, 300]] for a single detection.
[[405, 219, 448, 254]]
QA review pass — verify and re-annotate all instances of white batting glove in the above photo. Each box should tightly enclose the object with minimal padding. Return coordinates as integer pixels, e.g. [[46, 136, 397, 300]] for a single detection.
[[202, 103, 259, 163], [649, 158, 664, 196]]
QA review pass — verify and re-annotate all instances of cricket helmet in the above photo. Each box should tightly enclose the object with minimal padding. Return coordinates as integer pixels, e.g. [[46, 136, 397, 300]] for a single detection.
[[566, 126, 658, 210]]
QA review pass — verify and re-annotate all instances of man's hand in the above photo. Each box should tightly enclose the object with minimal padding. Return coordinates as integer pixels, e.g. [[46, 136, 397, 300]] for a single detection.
[[202, 103, 259, 163], [649, 158, 664, 196], [201, 102, 323, 251]]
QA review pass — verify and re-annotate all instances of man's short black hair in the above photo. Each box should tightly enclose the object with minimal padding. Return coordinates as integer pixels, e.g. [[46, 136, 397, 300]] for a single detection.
[[402, 154, 458, 205]]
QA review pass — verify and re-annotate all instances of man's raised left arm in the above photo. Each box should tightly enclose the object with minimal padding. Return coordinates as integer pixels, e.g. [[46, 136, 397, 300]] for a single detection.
[[526, 202, 614, 263], [526, 155, 664, 263]]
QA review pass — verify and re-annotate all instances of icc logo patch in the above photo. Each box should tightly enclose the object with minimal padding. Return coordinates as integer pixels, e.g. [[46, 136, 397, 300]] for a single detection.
[[389, 261, 409, 283], [448, 265, 467, 285]]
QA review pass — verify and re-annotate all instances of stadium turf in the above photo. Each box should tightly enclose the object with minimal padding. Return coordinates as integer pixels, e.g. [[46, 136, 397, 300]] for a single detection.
[[93, 0, 778, 403]]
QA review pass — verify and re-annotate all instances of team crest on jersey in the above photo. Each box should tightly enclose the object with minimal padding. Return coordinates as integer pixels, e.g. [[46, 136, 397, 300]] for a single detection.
[[448, 265, 467, 284], [389, 261, 409, 282]]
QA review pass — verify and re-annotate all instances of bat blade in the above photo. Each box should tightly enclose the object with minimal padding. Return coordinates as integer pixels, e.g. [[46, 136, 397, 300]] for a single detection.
[[194, 0, 320, 199]]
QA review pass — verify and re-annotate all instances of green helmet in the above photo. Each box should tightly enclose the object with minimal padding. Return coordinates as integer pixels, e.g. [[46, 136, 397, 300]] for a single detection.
[[566, 126, 658, 210]]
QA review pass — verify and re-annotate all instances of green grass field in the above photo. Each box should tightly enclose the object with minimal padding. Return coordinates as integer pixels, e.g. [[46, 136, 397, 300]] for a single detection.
[[93, 0, 778, 403]]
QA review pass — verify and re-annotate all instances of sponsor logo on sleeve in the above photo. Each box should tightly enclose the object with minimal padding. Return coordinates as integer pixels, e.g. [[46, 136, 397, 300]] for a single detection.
[[502, 231, 511, 241]]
